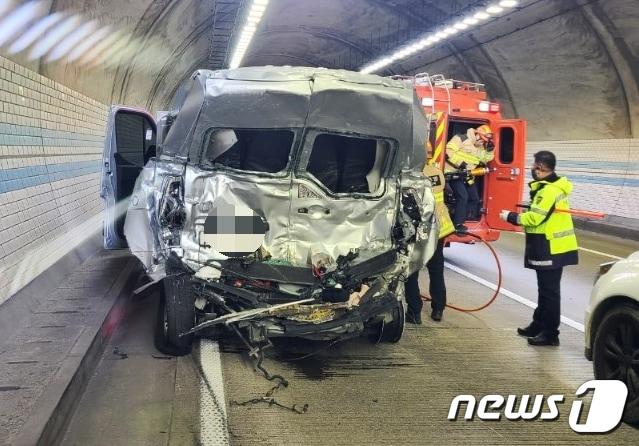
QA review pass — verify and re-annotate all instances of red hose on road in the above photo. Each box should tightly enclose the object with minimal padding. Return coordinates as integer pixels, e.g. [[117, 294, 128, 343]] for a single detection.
[[421, 232, 503, 313]]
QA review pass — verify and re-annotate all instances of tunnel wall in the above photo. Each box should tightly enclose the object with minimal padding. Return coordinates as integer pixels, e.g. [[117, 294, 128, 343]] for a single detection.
[[0, 56, 107, 306], [525, 139, 639, 221]]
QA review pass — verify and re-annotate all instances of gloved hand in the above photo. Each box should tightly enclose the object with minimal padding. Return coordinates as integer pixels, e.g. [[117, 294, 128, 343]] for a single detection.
[[459, 161, 468, 171], [486, 141, 495, 152], [499, 210, 510, 222]]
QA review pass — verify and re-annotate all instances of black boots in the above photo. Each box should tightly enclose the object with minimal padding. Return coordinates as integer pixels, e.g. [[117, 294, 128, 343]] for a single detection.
[[517, 323, 542, 337], [406, 311, 422, 325], [406, 310, 443, 324], [527, 333, 560, 346], [518, 323, 559, 346]]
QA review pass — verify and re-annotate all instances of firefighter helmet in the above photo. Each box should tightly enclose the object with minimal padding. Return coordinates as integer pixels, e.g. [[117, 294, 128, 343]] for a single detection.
[[475, 124, 493, 142]]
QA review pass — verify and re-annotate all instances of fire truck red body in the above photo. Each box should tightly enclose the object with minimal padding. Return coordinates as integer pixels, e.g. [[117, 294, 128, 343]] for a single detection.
[[413, 74, 526, 243]]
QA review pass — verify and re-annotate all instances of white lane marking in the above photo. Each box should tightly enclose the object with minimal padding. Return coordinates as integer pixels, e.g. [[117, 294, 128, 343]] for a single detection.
[[444, 262, 585, 332], [200, 340, 230, 446], [576, 247, 622, 260], [512, 232, 623, 260]]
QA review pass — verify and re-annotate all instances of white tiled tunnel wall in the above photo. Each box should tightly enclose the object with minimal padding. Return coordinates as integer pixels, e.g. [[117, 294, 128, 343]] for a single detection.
[[0, 56, 107, 306], [526, 140, 639, 220]]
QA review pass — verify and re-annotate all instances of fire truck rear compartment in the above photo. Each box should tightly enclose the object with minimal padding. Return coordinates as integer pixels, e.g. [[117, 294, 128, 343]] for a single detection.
[[446, 119, 489, 223]]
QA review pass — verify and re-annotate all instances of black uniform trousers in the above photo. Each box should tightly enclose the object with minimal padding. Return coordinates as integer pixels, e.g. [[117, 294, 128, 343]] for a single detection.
[[449, 179, 480, 226], [532, 268, 563, 337], [405, 239, 447, 316]]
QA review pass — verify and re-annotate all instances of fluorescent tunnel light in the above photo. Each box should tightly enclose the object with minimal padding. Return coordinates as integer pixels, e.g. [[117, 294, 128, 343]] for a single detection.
[[360, 0, 520, 74], [229, 0, 270, 68]]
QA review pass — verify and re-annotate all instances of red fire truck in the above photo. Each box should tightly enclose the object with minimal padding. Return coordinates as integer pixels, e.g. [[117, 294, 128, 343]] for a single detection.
[[412, 73, 526, 243]]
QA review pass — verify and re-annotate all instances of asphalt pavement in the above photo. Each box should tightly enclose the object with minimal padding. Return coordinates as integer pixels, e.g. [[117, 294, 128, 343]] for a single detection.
[[444, 230, 639, 325], [58, 229, 639, 445]]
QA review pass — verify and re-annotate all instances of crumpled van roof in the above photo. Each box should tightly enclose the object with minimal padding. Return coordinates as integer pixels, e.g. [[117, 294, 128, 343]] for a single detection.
[[160, 66, 428, 172]]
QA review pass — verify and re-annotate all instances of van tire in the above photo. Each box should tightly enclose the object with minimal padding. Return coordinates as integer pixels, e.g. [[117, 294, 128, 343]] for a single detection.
[[370, 300, 405, 344], [154, 273, 195, 356]]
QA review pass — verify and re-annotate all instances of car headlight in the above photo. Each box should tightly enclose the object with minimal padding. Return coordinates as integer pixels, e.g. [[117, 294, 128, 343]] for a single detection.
[[594, 261, 617, 284]]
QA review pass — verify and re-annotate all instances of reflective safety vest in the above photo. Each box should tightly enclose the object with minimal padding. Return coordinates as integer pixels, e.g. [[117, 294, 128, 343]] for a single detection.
[[444, 131, 494, 173], [445, 138, 482, 173], [422, 164, 455, 239], [518, 176, 579, 256]]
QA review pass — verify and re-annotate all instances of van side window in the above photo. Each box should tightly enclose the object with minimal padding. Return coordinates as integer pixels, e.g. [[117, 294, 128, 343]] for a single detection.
[[499, 127, 515, 164], [115, 113, 154, 167], [307, 133, 390, 194], [203, 129, 295, 173]]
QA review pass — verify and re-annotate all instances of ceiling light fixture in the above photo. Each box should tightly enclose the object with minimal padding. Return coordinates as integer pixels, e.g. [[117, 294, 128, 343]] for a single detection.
[[66, 26, 111, 62], [229, 0, 269, 69], [486, 5, 505, 14], [360, 1, 520, 74], [29, 14, 81, 59], [8, 12, 66, 54], [0, 1, 47, 47], [47, 19, 98, 61]]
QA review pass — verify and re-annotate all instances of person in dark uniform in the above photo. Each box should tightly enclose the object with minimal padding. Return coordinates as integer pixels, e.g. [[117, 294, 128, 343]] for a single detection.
[[405, 151, 455, 324], [500, 151, 579, 346], [405, 238, 447, 323]]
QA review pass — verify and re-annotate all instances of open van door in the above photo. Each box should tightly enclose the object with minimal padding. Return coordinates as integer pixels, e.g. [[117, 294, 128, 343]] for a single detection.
[[485, 119, 526, 231], [101, 106, 156, 249]]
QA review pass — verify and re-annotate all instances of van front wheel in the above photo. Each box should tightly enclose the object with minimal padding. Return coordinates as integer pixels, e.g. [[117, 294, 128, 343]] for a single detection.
[[154, 273, 195, 356], [369, 300, 405, 344]]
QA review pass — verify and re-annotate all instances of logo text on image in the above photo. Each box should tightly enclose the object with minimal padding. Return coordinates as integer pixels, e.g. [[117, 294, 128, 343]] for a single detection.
[[448, 380, 628, 434]]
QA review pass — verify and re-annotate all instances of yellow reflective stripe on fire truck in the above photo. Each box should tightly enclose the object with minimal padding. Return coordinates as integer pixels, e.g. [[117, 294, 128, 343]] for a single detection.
[[430, 112, 446, 166]]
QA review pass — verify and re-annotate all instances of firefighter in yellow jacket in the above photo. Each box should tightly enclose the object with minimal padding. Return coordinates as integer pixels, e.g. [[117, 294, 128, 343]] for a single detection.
[[500, 150, 579, 346], [405, 143, 455, 324], [446, 125, 495, 230]]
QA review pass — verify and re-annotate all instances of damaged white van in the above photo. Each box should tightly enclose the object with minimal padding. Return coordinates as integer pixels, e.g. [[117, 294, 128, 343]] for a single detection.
[[101, 67, 438, 355]]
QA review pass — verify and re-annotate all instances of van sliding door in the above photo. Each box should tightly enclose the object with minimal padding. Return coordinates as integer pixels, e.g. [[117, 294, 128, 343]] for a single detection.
[[101, 106, 156, 249]]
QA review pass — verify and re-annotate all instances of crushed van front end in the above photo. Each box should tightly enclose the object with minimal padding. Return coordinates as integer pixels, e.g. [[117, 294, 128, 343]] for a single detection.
[[183, 248, 411, 344], [123, 67, 438, 354]]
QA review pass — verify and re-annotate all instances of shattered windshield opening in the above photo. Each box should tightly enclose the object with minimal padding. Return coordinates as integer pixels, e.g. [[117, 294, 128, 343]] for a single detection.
[[201, 128, 295, 173], [307, 133, 392, 194]]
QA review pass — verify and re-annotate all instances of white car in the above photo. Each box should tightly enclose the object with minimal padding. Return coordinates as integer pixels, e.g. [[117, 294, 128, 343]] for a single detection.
[[585, 251, 639, 424]]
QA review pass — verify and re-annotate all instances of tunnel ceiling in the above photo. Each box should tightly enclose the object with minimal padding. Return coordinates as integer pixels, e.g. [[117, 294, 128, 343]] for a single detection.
[[8, 0, 639, 140]]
